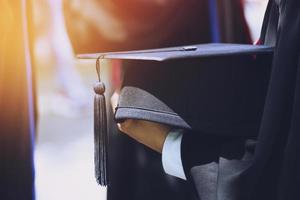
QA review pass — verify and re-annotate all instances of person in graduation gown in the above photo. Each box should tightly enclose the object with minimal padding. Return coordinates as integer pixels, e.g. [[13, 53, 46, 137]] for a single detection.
[[64, 0, 251, 199], [111, 0, 300, 199]]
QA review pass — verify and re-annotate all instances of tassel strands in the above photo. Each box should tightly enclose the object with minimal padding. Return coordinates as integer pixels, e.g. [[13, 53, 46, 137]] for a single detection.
[[93, 56, 108, 186]]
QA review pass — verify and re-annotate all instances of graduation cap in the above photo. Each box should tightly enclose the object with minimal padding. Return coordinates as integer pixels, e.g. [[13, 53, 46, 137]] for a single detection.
[[78, 43, 274, 186]]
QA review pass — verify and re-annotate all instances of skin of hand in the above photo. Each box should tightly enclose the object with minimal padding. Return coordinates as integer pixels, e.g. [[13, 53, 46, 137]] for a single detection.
[[110, 92, 171, 153]]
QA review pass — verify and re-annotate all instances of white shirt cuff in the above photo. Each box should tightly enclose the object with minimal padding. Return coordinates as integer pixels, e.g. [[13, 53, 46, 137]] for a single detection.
[[162, 129, 186, 180]]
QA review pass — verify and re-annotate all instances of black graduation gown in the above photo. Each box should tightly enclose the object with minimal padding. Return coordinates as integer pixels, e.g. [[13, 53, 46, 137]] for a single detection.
[[181, 0, 300, 199], [0, 0, 36, 199]]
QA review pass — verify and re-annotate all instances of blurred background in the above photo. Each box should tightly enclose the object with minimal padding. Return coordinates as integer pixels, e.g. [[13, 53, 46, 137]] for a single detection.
[[30, 0, 268, 200]]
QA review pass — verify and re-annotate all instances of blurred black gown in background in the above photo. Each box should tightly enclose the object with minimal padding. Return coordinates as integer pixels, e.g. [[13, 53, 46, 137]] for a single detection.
[[0, 0, 36, 199], [65, 0, 251, 199]]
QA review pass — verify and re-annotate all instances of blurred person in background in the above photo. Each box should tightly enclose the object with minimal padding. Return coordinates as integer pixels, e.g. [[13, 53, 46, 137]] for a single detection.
[[33, 0, 88, 117]]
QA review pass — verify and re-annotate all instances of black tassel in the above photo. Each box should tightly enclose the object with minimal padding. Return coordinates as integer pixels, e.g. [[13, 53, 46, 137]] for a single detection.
[[93, 56, 108, 186]]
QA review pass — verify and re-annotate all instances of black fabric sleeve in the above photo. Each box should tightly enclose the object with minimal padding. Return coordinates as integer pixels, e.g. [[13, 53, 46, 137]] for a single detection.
[[180, 131, 225, 181]]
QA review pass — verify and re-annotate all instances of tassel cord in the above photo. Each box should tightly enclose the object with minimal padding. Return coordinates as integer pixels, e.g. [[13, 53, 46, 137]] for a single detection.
[[94, 56, 108, 186]]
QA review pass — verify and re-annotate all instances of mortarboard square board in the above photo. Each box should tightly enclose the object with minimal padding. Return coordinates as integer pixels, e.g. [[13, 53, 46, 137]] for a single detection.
[[78, 43, 274, 137]]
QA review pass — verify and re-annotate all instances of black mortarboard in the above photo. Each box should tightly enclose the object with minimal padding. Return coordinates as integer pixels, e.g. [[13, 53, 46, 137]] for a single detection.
[[78, 43, 274, 186]]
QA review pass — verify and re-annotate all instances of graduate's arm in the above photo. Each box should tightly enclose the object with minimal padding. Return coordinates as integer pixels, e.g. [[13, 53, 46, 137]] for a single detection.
[[111, 92, 221, 180], [111, 92, 186, 180]]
